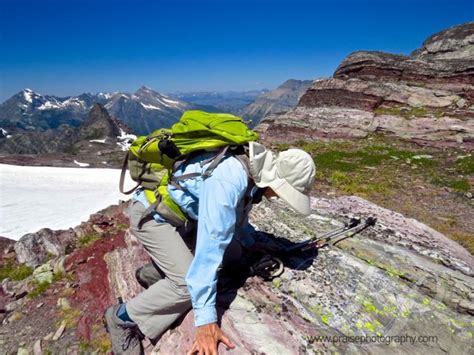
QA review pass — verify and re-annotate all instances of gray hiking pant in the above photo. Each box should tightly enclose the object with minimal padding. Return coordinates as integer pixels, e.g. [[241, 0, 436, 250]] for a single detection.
[[126, 200, 241, 339]]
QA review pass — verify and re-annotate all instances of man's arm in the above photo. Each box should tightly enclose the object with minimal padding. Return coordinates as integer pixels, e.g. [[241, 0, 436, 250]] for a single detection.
[[186, 163, 247, 354]]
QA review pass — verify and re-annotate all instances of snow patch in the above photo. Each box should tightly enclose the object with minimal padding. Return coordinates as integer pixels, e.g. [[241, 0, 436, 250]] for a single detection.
[[162, 97, 180, 105], [23, 90, 33, 103], [116, 129, 136, 151], [63, 97, 85, 107], [140, 102, 162, 111], [89, 138, 107, 144], [0, 128, 12, 139], [38, 97, 85, 111], [98, 92, 113, 99], [0, 164, 135, 240], [38, 101, 61, 110], [73, 160, 90, 167], [160, 97, 181, 108]]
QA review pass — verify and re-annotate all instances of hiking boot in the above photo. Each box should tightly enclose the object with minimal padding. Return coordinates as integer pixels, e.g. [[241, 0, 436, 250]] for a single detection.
[[135, 262, 164, 289], [104, 304, 145, 355]]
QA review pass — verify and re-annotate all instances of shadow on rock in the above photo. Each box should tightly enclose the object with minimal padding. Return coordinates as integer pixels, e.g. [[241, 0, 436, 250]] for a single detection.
[[215, 230, 319, 325]]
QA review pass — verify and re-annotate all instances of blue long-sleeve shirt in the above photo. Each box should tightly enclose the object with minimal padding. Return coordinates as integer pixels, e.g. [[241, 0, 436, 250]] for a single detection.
[[133, 151, 254, 326]]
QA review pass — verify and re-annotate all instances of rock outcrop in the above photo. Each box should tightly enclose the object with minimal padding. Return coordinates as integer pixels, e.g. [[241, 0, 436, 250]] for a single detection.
[[259, 22, 474, 147], [1, 196, 472, 354], [14, 228, 76, 267], [77, 103, 122, 142], [154, 197, 473, 354]]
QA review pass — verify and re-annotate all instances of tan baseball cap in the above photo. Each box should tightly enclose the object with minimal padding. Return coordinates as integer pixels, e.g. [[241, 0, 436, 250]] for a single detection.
[[248, 142, 316, 216]]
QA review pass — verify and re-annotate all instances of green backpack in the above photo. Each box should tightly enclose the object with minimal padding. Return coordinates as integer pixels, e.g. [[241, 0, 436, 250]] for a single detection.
[[119, 110, 259, 226]]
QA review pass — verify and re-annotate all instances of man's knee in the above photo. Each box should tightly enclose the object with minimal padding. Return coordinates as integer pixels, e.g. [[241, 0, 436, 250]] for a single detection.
[[172, 281, 191, 300]]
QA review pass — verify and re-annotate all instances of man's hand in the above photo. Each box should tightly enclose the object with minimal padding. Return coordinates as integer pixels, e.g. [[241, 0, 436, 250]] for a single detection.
[[187, 323, 235, 355]]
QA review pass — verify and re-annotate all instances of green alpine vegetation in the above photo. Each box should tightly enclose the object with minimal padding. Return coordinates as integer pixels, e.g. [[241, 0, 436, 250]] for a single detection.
[[0, 261, 33, 282], [275, 135, 473, 253]]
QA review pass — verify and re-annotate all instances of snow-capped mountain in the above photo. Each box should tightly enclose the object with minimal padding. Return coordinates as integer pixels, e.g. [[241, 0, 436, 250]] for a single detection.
[[104, 86, 195, 134], [0, 103, 136, 166], [0, 86, 206, 135], [0, 88, 109, 131]]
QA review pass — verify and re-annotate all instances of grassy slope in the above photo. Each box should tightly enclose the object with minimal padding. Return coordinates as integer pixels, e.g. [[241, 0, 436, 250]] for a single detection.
[[274, 135, 474, 253]]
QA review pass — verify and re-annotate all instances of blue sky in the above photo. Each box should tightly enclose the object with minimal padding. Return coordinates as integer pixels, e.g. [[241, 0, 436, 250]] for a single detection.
[[0, 0, 472, 101]]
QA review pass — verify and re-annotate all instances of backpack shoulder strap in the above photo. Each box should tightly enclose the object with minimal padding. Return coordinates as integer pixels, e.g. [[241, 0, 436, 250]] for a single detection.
[[202, 146, 230, 177], [119, 151, 141, 194], [169, 145, 230, 186], [233, 146, 251, 178]]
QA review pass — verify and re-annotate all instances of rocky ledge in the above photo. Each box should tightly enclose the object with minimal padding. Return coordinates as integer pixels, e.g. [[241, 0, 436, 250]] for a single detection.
[[259, 22, 474, 147], [0, 195, 472, 354]]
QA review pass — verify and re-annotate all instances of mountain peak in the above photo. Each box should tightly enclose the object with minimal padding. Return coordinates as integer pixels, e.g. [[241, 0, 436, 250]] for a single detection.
[[79, 103, 121, 140], [89, 102, 109, 116], [19, 88, 38, 104]]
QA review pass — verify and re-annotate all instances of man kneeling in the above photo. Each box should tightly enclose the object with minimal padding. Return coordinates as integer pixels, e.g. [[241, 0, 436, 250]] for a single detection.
[[104, 142, 316, 354]]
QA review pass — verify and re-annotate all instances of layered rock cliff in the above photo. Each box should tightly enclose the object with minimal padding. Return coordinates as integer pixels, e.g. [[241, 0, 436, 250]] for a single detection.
[[1, 196, 472, 354], [259, 22, 474, 147]]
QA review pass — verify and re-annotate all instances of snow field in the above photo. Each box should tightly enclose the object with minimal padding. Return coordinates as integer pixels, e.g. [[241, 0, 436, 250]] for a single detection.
[[0, 164, 135, 240]]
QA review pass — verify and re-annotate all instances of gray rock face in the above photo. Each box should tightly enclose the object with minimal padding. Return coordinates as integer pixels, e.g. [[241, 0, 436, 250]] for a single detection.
[[260, 23, 474, 147], [2, 196, 472, 353], [240, 79, 313, 127], [0, 124, 78, 154], [77, 103, 122, 141], [91, 196, 474, 354], [14, 228, 76, 267], [413, 22, 474, 59], [257, 104, 474, 144]]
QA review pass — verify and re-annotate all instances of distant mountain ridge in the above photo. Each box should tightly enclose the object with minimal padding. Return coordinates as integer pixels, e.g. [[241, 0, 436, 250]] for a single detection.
[[170, 89, 269, 114], [0, 103, 133, 166], [103, 86, 198, 134], [0, 86, 210, 135], [0, 82, 316, 157], [0, 89, 107, 131], [239, 79, 313, 126]]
